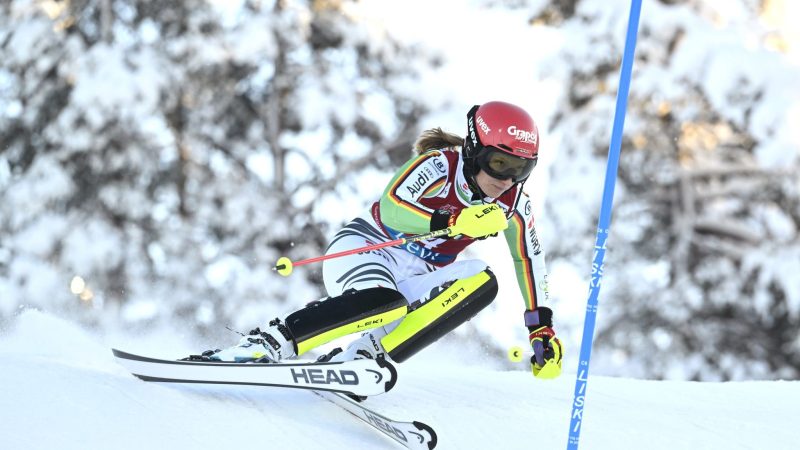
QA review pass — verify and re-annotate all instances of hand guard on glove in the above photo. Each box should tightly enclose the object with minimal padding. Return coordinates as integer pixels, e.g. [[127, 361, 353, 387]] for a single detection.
[[447, 204, 508, 239], [524, 307, 563, 379]]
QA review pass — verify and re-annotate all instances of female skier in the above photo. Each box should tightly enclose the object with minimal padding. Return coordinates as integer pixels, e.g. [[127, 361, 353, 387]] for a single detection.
[[203, 101, 562, 380]]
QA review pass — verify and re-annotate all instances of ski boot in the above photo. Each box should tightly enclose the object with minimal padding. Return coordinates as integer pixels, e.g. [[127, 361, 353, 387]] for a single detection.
[[317, 331, 388, 402], [184, 319, 296, 363]]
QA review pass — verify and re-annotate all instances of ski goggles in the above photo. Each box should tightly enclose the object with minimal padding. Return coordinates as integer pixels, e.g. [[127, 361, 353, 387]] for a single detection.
[[476, 146, 538, 182]]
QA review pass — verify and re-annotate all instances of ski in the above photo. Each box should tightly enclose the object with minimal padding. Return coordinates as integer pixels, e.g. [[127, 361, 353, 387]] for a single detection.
[[112, 349, 397, 397], [314, 390, 438, 449]]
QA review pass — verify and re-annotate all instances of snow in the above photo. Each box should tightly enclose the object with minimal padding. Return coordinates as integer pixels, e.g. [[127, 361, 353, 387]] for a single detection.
[[1, 1, 799, 445], [1, 310, 798, 450]]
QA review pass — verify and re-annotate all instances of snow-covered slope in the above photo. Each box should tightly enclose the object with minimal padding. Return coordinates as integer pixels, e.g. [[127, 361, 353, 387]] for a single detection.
[[1, 311, 797, 450]]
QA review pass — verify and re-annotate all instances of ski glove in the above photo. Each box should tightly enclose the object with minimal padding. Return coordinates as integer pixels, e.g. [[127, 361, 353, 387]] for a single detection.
[[525, 307, 563, 379], [446, 204, 508, 239]]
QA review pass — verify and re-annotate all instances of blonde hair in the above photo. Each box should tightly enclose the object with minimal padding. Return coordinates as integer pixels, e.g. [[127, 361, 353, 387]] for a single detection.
[[413, 128, 463, 154]]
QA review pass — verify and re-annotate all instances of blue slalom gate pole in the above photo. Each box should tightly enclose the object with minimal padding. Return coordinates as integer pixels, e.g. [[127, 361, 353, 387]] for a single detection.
[[567, 1, 642, 448]]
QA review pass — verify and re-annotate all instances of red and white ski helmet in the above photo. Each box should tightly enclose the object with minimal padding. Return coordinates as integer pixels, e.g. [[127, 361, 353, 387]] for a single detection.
[[464, 101, 539, 160]]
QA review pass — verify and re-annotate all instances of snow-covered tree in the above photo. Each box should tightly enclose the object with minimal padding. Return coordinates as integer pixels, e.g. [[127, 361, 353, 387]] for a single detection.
[[0, 0, 435, 334], [538, 0, 800, 379], [2, 0, 797, 381]]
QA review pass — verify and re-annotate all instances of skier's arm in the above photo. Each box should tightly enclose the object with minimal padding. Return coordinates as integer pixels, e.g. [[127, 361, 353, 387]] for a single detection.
[[379, 151, 448, 235], [503, 194, 562, 379], [502, 195, 549, 311]]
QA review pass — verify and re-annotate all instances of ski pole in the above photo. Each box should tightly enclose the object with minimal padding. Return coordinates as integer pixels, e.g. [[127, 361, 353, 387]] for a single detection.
[[273, 227, 453, 276]]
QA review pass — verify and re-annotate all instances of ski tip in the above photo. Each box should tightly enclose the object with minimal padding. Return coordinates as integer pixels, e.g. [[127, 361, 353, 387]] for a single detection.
[[111, 348, 130, 359], [111, 348, 173, 364], [413, 421, 438, 449]]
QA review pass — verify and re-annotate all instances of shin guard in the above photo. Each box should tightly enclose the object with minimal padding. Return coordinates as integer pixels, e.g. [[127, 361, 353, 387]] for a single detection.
[[285, 287, 408, 356], [380, 269, 498, 363]]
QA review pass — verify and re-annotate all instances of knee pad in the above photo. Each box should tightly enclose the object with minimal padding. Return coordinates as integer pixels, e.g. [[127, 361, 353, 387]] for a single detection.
[[284, 287, 408, 356], [380, 269, 498, 363]]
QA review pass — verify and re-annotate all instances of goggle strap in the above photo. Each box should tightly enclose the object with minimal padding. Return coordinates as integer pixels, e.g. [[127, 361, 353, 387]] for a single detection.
[[465, 105, 482, 158]]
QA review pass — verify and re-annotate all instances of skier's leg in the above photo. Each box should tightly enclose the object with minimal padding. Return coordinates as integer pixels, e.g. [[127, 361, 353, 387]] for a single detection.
[[381, 266, 498, 363], [331, 261, 497, 363], [321, 216, 405, 296], [285, 286, 408, 356], [209, 217, 408, 363], [206, 286, 407, 362], [284, 214, 429, 359], [396, 259, 488, 305]]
